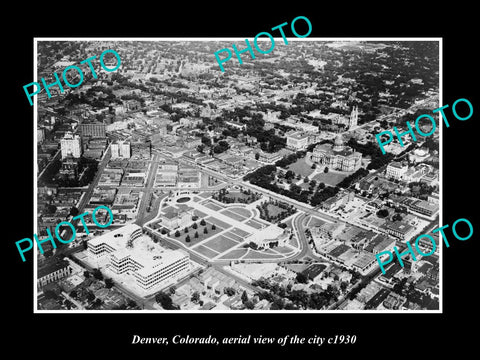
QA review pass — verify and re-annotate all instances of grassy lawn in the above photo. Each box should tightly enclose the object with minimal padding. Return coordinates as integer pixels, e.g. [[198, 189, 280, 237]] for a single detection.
[[266, 204, 286, 217], [172, 221, 223, 247], [257, 201, 296, 223], [312, 171, 350, 187], [203, 235, 239, 253], [220, 209, 248, 222], [287, 157, 314, 177]]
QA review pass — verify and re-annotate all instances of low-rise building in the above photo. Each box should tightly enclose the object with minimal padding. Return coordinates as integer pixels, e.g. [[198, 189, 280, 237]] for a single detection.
[[37, 259, 72, 290], [380, 221, 415, 241], [386, 162, 408, 180], [402, 198, 439, 218], [160, 206, 193, 230], [286, 131, 310, 151], [352, 251, 377, 274], [312, 222, 345, 241]]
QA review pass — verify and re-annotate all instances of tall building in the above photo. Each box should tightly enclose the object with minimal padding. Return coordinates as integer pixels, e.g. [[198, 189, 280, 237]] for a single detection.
[[79, 122, 106, 138], [60, 132, 82, 159], [111, 140, 131, 159], [37, 128, 45, 143], [349, 106, 358, 129]]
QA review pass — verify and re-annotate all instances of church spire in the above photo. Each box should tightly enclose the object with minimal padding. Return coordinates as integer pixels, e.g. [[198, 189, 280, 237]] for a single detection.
[[349, 106, 358, 129]]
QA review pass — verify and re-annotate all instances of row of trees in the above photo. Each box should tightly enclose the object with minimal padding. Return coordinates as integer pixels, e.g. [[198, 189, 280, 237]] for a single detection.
[[337, 168, 370, 189], [252, 278, 341, 310], [347, 138, 395, 171], [212, 188, 261, 204]]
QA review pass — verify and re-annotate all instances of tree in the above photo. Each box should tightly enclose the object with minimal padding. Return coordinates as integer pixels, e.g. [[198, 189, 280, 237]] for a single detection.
[[241, 290, 249, 304], [211, 224, 216, 230], [192, 222, 198, 229], [203, 227, 208, 234], [224, 287, 236, 296], [324, 167, 329, 173], [156, 292, 176, 310], [376, 209, 389, 218], [255, 152, 260, 160], [105, 278, 114, 289], [184, 227, 189, 233], [311, 163, 317, 169], [318, 182, 325, 190], [185, 235, 191, 243], [69, 206, 79, 217], [44, 249, 53, 258], [194, 231, 199, 238], [304, 176, 309, 183], [285, 170, 295, 180], [200, 219, 206, 226], [92, 268, 103, 280], [83, 270, 90, 278], [44, 289, 58, 300], [70, 290, 77, 298], [244, 300, 255, 310], [169, 286, 176, 295], [290, 184, 301, 194], [45, 204, 57, 214], [392, 213, 403, 222], [296, 272, 308, 284], [86, 291, 95, 302], [174, 230, 181, 237], [127, 299, 138, 308], [191, 291, 200, 303]]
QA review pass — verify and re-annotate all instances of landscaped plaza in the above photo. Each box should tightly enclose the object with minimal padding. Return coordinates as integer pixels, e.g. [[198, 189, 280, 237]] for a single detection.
[[144, 188, 302, 262]]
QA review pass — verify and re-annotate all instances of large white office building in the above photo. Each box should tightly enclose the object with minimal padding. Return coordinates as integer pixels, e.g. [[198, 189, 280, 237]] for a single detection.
[[87, 224, 191, 294], [60, 132, 82, 159], [111, 140, 131, 159]]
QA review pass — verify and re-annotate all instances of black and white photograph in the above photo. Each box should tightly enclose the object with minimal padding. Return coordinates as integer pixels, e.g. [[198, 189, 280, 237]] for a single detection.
[[32, 39, 441, 313], [5, 4, 478, 357]]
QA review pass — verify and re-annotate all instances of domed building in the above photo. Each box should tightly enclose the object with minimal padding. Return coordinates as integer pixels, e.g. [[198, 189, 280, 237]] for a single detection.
[[311, 135, 362, 172], [408, 147, 430, 164]]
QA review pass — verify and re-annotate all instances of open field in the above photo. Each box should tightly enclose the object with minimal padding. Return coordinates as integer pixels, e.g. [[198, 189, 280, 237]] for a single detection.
[[194, 245, 219, 259], [203, 234, 240, 253], [312, 171, 351, 187], [287, 157, 314, 177]]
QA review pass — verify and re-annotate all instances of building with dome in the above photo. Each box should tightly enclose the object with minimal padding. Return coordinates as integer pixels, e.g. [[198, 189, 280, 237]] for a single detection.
[[408, 147, 431, 164], [311, 134, 362, 172]]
